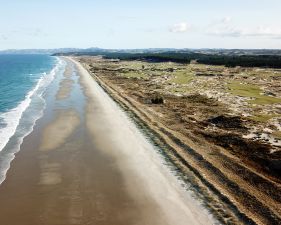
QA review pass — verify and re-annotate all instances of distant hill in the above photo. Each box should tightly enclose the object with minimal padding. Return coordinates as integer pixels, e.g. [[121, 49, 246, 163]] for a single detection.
[[0, 48, 176, 55], [54, 49, 281, 68], [2, 47, 281, 68], [0, 48, 77, 55], [0, 48, 184, 55], [1, 48, 281, 56]]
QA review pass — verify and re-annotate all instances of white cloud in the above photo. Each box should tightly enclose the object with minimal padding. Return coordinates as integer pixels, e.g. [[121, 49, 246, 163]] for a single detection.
[[207, 25, 281, 39], [167, 18, 281, 40], [0, 34, 8, 40], [206, 25, 241, 37], [206, 18, 281, 39], [221, 16, 232, 24], [169, 22, 191, 33], [244, 26, 281, 39]]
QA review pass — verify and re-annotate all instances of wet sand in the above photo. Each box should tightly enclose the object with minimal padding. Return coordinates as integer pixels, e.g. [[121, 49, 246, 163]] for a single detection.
[[0, 57, 215, 225]]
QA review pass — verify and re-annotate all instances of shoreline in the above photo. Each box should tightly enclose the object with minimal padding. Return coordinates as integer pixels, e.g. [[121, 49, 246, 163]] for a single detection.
[[0, 57, 215, 225], [0, 56, 62, 184]]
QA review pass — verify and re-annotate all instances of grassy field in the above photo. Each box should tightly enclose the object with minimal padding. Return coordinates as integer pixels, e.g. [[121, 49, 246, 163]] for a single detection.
[[227, 82, 281, 105], [119, 71, 148, 79], [170, 70, 194, 84], [273, 131, 281, 139], [250, 114, 278, 122]]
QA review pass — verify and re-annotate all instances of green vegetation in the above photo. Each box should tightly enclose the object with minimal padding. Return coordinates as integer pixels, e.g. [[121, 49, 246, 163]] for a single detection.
[[250, 114, 277, 122], [272, 131, 281, 139], [120, 71, 147, 79], [170, 71, 194, 84], [120, 61, 149, 70], [63, 51, 281, 68], [227, 82, 281, 105]]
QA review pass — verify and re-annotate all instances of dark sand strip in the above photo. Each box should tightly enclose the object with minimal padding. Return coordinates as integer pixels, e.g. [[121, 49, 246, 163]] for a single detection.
[[56, 61, 74, 100], [56, 79, 74, 100]]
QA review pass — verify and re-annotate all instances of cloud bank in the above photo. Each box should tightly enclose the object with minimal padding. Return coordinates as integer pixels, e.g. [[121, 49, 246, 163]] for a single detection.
[[170, 18, 281, 39], [207, 20, 281, 39], [169, 22, 191, 33]]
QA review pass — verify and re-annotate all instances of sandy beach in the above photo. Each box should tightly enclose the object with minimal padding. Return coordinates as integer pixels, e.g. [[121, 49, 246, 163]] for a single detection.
[[0, 57, 214, 225]]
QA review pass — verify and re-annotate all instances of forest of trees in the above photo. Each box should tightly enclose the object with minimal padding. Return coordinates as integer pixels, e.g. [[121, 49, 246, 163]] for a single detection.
[[58, 51, 281, 68]]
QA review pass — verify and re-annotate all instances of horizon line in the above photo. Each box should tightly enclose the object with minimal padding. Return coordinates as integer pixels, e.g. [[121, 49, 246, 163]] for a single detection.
[[1, 47, 281, 51]]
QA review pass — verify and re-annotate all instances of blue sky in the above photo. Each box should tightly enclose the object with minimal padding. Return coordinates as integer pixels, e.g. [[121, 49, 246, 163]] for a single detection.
[[0, 0, 281, 49]]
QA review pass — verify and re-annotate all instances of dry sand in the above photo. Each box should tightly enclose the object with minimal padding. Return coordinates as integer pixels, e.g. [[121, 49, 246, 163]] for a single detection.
[[0, 58, 215, 225]]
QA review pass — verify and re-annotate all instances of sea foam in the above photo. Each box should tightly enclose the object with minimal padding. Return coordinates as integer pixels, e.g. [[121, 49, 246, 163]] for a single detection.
[[0, 57, 62, 152]]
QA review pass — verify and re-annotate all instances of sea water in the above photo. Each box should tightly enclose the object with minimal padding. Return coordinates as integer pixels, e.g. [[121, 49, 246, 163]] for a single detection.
[[0, 54, 63, 184]]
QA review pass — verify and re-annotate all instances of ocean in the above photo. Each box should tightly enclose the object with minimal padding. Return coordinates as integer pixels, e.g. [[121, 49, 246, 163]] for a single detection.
[[0, 54, 63, 184]]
